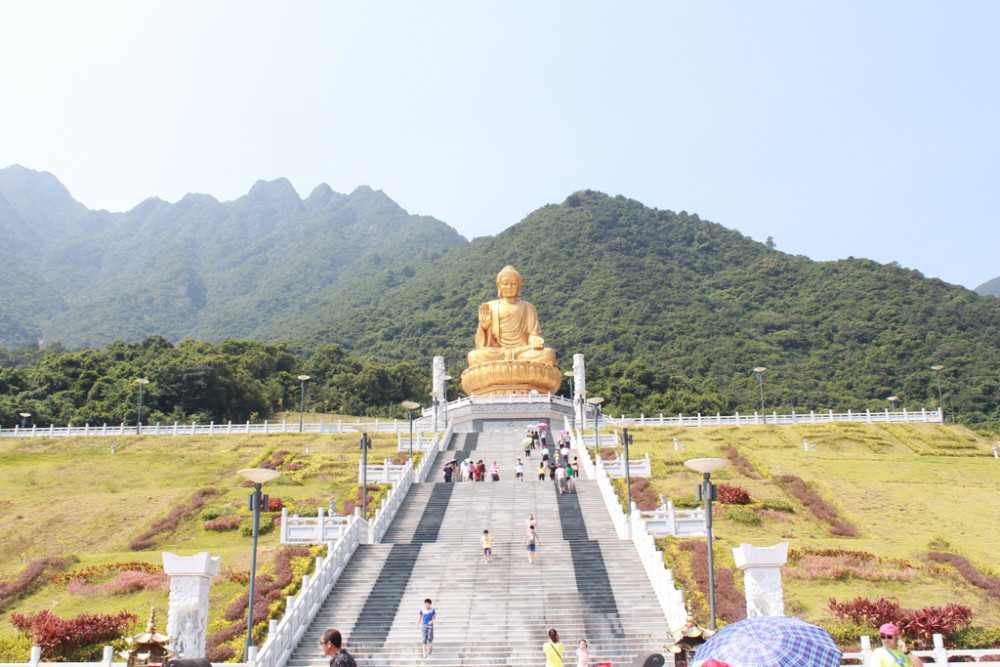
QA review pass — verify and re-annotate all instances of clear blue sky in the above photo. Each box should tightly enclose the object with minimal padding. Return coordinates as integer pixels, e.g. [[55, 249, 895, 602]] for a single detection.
[[2, 2, 997, 288]]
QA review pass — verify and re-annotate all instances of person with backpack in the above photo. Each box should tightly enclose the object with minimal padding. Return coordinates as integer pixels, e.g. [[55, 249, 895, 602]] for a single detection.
[[543, 628, 564, 667]]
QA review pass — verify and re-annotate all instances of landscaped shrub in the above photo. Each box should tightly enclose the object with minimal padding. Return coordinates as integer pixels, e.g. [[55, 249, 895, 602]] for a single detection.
[[208, 546, 316, 659], [129, 487, 220, 550], [240, 514, 275, 537], [66, 571, 168, 596], [721, 445, 761, 479], [598, 447, 617, 461], [0, 631, 32, 662], [0, 557, 73, 611], [204, 514, 245, 532], [828, 597, 973, 647], [759, 497, 795, 512], [672, 494, 701, 509], [953, 626, 1000, 649], [264, 496, 285, 512], [928, 553, 1000, 601], [784, 549, 922, 582], [10, 609, 138, 660], [775, 474, 856, 536], [49, 561, 162, 585], [629, 477, 658, 510], [726, 505, 761, 525], [679, 540, 745, 623], [200, 506, 236, 521], [717, 483, 752, 505]]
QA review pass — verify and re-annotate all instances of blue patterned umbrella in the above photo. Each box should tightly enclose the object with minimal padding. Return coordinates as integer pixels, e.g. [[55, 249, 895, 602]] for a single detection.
[[693, 616, 842, 667]]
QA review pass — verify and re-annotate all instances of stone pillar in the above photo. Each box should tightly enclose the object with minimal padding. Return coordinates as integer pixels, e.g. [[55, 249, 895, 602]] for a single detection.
[[572, 354, 586, 426], [432, 356, 447, 426], [732, 542, 788, 618], [163, 551, 221, 658]]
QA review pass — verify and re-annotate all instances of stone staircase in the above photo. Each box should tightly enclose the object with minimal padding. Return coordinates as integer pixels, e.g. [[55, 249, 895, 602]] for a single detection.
[[287, 429, 670, 666]]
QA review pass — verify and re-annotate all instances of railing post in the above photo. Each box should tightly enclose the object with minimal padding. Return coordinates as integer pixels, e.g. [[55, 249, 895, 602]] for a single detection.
[[932, 634, 947, 665], [860, 635, 872, 666]]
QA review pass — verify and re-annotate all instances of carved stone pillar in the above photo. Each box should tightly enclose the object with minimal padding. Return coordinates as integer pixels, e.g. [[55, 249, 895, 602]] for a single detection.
[[732, 542, 788, 618], [163, 551, 221, 658], [572, 354, 586, 426], [432, 356, 447, 426]]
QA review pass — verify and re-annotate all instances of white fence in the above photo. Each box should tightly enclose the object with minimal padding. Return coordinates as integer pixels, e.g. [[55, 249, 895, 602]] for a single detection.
[[358, 457, 407, 484], [598, 451, 651, 478], [1, 405, 944, 440], [0, 418, 431, 439], [605, 407, 943, 428], [568, 418, 687, 631], [840, 633, 1000, 665], [639, 501, 706, 538]]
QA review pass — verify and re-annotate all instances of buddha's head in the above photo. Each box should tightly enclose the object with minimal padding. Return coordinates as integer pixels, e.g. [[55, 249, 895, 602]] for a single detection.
[[496, 265, 522, 298]]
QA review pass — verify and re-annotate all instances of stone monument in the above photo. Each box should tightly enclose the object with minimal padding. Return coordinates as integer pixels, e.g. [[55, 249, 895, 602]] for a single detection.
[[163, 551, 221, 659], [732, 542, 789, 618], [461, 265, 562, 396]]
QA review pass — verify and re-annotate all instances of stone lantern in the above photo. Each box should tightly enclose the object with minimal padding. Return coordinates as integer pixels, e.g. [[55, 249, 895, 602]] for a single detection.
[[664, 610, 716, 667], [117, 608, 175, 667]]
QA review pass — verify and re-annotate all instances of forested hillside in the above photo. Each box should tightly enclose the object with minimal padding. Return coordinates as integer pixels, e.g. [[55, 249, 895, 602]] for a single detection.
[[306, 190, 1000, 426], [0, 165, 465, 348], [2, 168, 999, 428]]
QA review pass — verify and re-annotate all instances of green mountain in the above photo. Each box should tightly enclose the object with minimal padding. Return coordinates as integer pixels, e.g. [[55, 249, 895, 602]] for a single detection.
[[302, 191, 1000, 424], [2, 168, 999, 426], [0, 165, 465, 348], [975, 276, 1000, 298]]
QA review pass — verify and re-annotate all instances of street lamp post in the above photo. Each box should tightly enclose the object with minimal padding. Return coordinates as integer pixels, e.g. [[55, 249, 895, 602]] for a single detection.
[[684, 457, 729, 630], [356, 424, 377, 523], [237, 467, 281, 661], [931, 365, 945, 423], [18, 412, 30, 429], [401, 401, 420, 461], [296, 375, 310, 433], [619, 419, 635, 514], [135, 378, 149, 434], [753, 367, 767, 423], [587, 397, 604, 457], [887, 395, 898, 411]]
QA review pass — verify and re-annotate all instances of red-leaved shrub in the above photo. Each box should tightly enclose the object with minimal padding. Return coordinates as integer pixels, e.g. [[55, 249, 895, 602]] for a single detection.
[[629, 477, 659, 510], [67, 571, 168, 596], [207, 546, 312, 656], [721, 445, 761, 479], [10, 609, 138, 660], [679, 541, 745, 623], [717, 483, 752, 505], [130, 487, 220, 550], [203, 514, 244, 531], [775, 474, 856, 536], [0, 557, 70, 610], [828, 597, 972, 647], [928, 553, 1000, 601]]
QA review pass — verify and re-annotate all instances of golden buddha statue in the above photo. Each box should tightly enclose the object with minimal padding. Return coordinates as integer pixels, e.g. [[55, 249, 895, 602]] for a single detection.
[[461, 265, 562, 396]]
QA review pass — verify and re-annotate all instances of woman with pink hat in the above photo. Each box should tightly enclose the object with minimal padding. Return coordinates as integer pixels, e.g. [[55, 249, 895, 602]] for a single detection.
[[872, 623, 923, 666]]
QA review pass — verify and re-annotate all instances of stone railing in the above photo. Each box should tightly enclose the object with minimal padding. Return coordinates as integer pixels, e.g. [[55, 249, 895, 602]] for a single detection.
[[604, 407, 943, 428], [358, 457, 407, 484], [253, 516, 362, 667], [840, 633, 1000, 665], [600, 451, 651, 478], [568, 418, 686, 630], [397, 432, 436, 452], [0, 418, 430, 439], [639, 501, 706, 538], [279, 509, 353, 544]]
